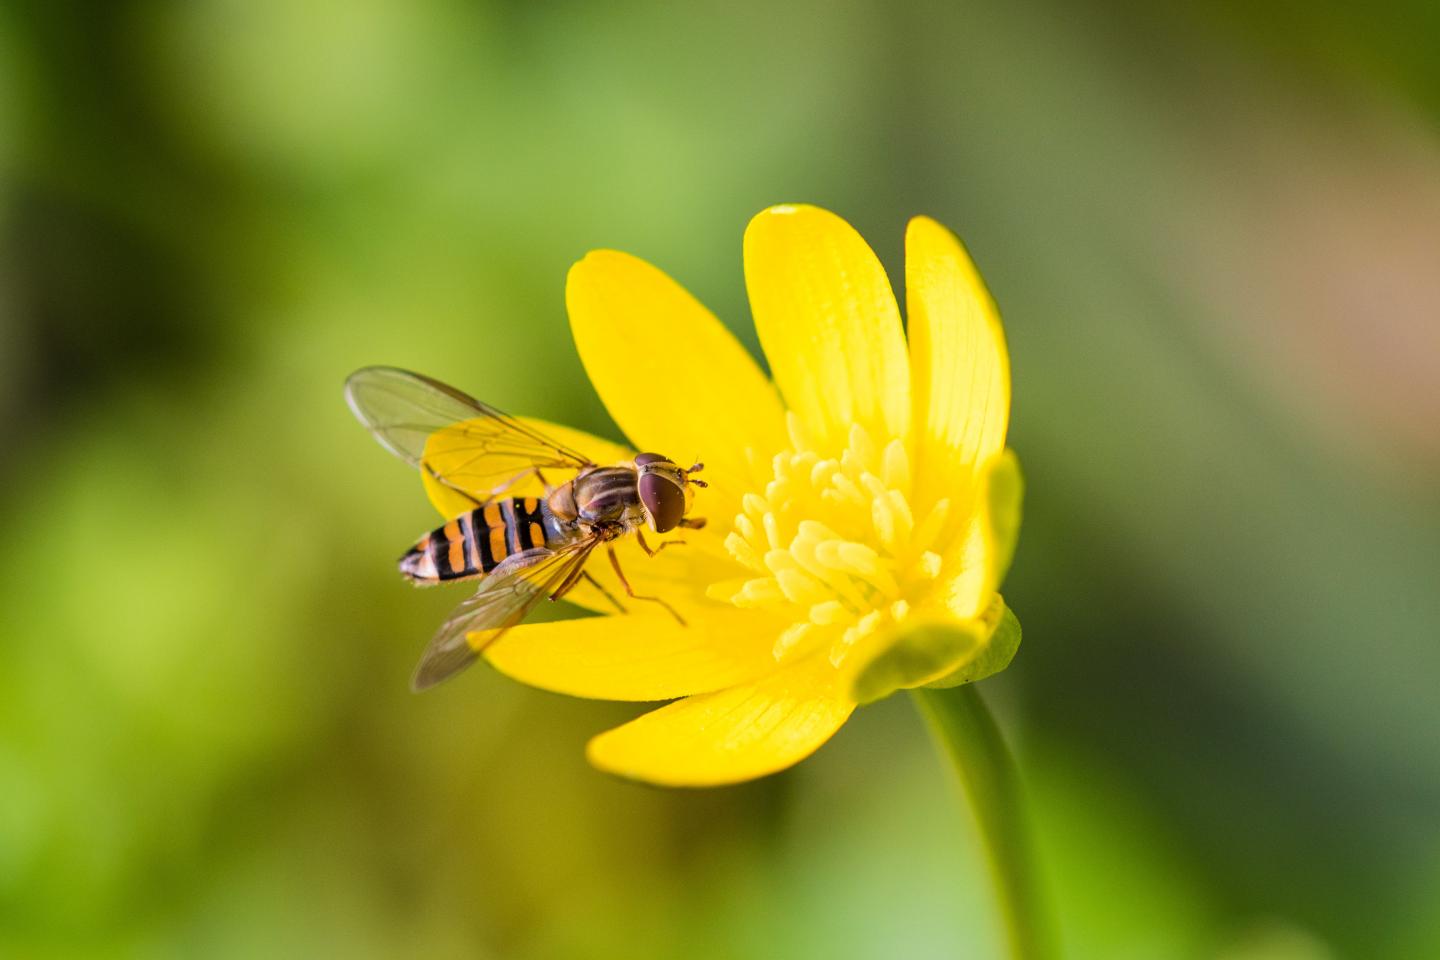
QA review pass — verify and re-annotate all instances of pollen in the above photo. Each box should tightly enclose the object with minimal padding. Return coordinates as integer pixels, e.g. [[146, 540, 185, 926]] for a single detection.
[[712, 413, 952, 667]]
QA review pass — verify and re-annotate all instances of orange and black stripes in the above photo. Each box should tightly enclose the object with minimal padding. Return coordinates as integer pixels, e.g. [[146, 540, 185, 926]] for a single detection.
[[399, 497, 556, 584]]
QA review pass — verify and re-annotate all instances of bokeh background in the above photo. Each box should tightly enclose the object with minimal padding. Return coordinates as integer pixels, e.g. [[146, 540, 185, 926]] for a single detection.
[[3, 1, 1439, 957]]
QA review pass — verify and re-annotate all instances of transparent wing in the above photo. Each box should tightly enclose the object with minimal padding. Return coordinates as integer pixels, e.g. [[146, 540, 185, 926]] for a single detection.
[[411, 538, 602, 690], [345, 366, 595, 503]]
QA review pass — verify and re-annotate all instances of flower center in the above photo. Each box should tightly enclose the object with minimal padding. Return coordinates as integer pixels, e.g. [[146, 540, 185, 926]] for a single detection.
[[712, 413, 951, 668]]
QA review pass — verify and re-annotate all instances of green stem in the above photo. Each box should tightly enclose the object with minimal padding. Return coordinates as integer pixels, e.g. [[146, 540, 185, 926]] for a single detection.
[[912, 685, 1055, 960]]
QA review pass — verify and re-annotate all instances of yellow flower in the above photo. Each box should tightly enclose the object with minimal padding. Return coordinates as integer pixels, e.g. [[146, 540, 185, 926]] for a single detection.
[[425, 204, 1022, 786]]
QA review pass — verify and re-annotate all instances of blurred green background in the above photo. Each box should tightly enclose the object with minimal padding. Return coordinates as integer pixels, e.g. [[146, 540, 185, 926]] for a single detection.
[[3, 1, 1439, 957]]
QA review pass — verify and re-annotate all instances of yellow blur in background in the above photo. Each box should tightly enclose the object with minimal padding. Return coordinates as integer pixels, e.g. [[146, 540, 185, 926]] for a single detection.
[[2, 1, 1438, 957]]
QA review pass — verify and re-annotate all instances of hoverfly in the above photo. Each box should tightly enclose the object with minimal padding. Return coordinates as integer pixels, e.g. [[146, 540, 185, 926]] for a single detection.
[[345, 367, 708, 690]]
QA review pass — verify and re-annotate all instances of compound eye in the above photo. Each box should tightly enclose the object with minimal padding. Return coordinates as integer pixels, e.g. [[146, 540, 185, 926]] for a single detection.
[[638, 472, 685, 533], [634, 452, 668, 467]]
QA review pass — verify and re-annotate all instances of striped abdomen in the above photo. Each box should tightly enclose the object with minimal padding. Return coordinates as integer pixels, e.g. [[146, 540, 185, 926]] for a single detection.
[[400, 497, 565, 583]]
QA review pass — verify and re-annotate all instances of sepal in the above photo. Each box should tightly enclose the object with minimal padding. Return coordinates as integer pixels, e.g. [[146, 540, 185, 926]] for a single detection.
[[849, 617, 983, 704], [924, 595, 1020, 690]]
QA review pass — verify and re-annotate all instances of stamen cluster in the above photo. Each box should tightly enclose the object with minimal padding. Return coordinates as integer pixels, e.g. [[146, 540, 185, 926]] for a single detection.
[[712, 413, 952, 668]]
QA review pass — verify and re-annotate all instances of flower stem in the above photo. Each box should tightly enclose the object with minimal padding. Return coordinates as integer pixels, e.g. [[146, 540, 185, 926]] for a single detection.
[[912, 685, 1054, 960]]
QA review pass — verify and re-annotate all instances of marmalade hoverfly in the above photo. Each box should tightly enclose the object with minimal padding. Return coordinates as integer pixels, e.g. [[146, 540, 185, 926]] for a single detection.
[[345, 367, 707, 690]]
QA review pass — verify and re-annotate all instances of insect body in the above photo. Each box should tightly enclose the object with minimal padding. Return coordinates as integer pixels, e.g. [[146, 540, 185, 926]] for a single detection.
[[401, 457, 692, 585], [400, 496, 557, 583], [345, 366, 707, 690]]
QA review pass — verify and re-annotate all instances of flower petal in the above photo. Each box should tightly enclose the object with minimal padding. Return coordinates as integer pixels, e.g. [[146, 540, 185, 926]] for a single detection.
[[942, 449, 1024, 619], [486, 607, 786, 701], [422, 418, 633, 519], [905, 216, 1010, 516], [586, 655, 855, 786], [567, 250, 788, 513], [560, 530, 743, 617], [744, 205, 910, 455]]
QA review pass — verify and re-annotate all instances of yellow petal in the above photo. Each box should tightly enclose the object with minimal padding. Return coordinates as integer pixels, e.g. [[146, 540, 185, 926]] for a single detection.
[[567, 250, 788, 514], [486, 607, 786, 702], [586, 655, 855, 786], [905, 216, 1010, 516], [942, 449, 1024, 619], [422, 418, 633, 519], [560, 529, 743, 617], [744, 205, 910, 455]]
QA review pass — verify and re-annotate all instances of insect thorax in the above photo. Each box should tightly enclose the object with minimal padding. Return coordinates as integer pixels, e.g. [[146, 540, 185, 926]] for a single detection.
[[571, 466, 644, 527]]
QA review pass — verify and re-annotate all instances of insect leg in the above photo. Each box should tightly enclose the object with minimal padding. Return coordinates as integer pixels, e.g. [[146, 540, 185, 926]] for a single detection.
[[579, 569, 627, 613], [678, 517, 707, 530], [549, 556, 591, 601], [636, 529, 687, 557], [607, 545, 686, 626]]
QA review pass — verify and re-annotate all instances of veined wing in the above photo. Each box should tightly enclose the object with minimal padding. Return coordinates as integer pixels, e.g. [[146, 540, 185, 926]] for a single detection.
[[345, 366, 595, 504], [411, 537, 602, 690]]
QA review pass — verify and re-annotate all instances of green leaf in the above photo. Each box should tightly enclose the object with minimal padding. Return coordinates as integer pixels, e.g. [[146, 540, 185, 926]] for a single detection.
[[924, 596, 1021, 689]]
